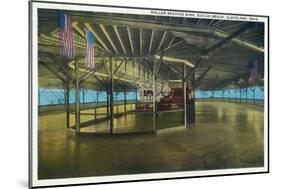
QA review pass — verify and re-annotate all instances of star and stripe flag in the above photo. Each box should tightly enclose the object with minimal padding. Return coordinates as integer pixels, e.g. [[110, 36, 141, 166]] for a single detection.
[[57, 11, 95, 69], [57, 11, 75, 58], [84, 27, 95, 69]]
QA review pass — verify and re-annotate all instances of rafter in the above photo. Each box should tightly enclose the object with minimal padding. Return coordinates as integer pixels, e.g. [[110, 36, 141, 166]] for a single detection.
[[113, 25, 127, 54], [127, 27, 134, 55], [157, 30, 167, 52], [204, 23, 255, 55], [99, 24, 118, 54], [84, 23, 112, 53], [61, 14, 264, 53], [140, 28, 143, 56], [167, 36, 175, 48], [148, 29, 155, 55], [72, 21, 84, 37]]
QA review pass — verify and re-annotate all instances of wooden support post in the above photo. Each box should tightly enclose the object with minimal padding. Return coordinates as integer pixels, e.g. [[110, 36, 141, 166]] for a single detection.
[[153, 61, 157, 131], [106, 88, 109, 118], [95, 90, 98, 122], [38, 89, 41, 106], [192, 71, 195, 123], [240, 89, 242, 103], [135, 88, 138, 103], [124, 89, 127, 115], [203, 91, 205, 101], [183, 64, 187, 127], [75, 59, 80, 133], [82, 89, 85, 104], [65, 83, 70, 129], [246, 89, 248, 104], [253, 88, 256, 105], [110, 59, 114, 134]]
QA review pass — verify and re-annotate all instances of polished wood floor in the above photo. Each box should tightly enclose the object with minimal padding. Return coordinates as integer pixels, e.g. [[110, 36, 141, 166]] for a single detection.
[[38, 102, 264, 179]]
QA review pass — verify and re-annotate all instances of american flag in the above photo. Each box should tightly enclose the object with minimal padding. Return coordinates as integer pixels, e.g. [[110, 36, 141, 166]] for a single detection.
[[248, 58, 259, 84], [84, 27, 95, 69], [57, 11, 75, 58]]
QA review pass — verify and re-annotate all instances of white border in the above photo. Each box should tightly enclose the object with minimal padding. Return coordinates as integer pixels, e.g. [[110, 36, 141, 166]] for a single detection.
[[30, 1, 269, 187]]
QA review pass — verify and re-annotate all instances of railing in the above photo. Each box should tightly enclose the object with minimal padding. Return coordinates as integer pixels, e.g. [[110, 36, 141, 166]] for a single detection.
[[195, 97, 264, 106], [39, 100, 137, 115]]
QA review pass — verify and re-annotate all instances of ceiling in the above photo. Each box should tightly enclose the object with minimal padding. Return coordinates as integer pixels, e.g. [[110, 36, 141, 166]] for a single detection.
[[37, 8, 265, 91]]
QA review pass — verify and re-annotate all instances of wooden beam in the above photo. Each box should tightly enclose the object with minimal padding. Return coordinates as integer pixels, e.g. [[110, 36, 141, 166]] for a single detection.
[[72, 21, 84, 38], [167, 64, 184, 80], [47, 54, 76, 81], [99, 24, 118, 54], [113, 25, 127, 54], [142, 59, 153, 73], [40, 61, 67, 83], [97, 48, 110, 76], [163, 40, 185, 52], [75, 15, 210, 34], [52, 13, 263, 53], [157, 31, 167, 52], [140, 28, 143, 55], [84, 23, 112, 53], [79, 64, 105, 84], [167, 36, 175, 48], [195, 66, 212, 88], [110, 58, 114, 134], [92, 74, 107, 88], [186, 57, 204, 81], [204, 22, 255, 55], [148, 29, 155, 55], [185, 23, 255, 82], [114, 60, 125, 76], [75, 59, 80, 133], [127, 27, 134, 54]]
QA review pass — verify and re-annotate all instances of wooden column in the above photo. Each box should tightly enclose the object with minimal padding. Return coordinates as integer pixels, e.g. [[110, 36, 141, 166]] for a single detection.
[[153, 61, 157, 131], [246, 89, 248, 104], [95, 91, 98, 122], [82, 89, 85, 104], [110, 59, 114, 134], [253, 88, 256, 105], [239, 89, 242, 103], [192, 71, 195, 123], [106, 88, 109, 118], [75, 59, 80, 133], [65, 83, 70, 129], [124, 89, 127, 115], [183, 64, 187, 127]]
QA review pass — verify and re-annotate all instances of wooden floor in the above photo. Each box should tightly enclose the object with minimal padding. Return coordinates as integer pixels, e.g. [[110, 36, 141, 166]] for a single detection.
[[38, 101, 264, 179]]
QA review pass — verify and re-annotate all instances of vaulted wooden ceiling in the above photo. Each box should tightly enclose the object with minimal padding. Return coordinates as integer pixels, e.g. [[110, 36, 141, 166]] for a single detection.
[[37, 9, 265, 91]]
